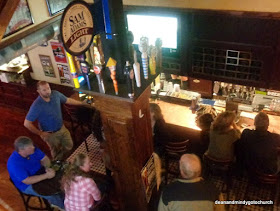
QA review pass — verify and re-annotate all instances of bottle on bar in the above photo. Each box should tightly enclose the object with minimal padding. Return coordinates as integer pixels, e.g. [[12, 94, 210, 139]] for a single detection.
[[92, 39, 105, 93], [133, 50, 141, 87], [93, 65, 105, 94], [79, 55, 91, 91], [155, 38, 163, 69], [106, 58, 118, 95], [125, 61, 134, 98], [148, 45, 156, 75], [139, 36, 149, 79]]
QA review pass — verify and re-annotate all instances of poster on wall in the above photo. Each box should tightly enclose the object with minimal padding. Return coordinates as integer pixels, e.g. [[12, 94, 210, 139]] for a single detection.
[[4, 0, 33, 37], [140, 154, 156, 203], [39, 55, 56, 77], [57, 64, 71, 85], [50, 42, 67, 63]]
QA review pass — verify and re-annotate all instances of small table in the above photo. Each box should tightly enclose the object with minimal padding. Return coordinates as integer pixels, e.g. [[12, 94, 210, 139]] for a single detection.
[[32, 164, 65, 196]]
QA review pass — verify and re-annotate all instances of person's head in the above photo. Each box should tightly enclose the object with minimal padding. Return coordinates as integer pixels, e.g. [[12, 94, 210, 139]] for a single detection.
[[61, 153, 92, 191], [14, 136, 35, 157], [37, 81, 51, 99], [197, 113, 214, 131], [179, 154, 201, 180], [127, 31, 134, 44], [211, 111, 236, 132], [254, 112, 269, 131], [150, 103, 164, 121], [73, 153, 92, 173]]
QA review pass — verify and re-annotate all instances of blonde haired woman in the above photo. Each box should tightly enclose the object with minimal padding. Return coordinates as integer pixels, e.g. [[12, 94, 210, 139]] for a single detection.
[[205, 111, 241, 161], [61, 153, 101, 211]]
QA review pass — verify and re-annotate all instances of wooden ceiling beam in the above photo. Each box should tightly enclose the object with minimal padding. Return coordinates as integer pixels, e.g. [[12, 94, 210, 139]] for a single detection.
[[0, 0, 21, 41]]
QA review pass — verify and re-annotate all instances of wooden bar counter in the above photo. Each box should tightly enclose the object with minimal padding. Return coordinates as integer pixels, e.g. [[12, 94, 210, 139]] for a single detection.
[[154, 100, 201, 131], [154, 100, 280, 147]]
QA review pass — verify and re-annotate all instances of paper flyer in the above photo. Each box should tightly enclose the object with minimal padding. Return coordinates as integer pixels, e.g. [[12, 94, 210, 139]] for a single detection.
[[50, 42, 67, 64]]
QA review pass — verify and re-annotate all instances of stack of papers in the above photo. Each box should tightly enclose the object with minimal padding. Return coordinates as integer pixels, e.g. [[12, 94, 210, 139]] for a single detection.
[[240, 112, 256, 119]]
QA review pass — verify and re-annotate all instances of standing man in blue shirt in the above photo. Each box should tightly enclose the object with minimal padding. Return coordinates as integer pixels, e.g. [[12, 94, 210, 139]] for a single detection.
[[24, 81, 87, 161], [7, 136, 64, 209]]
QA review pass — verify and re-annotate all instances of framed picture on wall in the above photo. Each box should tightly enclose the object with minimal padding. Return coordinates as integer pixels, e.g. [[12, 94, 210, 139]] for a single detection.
[[4, 0, 33, 37], [57, 64, 72, 85], [39, 55, 56, 77], [46, 0, 74, 16]]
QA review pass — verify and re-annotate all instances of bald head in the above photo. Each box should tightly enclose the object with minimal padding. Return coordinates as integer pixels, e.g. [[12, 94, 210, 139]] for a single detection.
[[179, 154, 201, 179], [254, 112, 269, 131]]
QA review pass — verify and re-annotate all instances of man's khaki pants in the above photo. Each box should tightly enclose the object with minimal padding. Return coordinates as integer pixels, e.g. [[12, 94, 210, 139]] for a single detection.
[[45, 125, 73, 161]]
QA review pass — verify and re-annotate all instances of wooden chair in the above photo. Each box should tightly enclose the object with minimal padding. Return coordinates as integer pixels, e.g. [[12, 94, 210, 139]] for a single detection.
[[203, 154, 233, 194], [239, 168, 279, 211], [10, 178, 53, 211], [164, 139, 190, 184]]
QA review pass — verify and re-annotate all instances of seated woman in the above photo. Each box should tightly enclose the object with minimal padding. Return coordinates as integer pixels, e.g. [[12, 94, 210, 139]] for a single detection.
[[196, 113, 215, 158], [150, 103, 169, 158], [205, 111, 241, 161], [61, 153, 101, 211]]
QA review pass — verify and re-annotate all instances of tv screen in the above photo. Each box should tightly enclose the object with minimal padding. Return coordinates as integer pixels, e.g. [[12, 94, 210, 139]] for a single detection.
[[126, 14, 178, 49]]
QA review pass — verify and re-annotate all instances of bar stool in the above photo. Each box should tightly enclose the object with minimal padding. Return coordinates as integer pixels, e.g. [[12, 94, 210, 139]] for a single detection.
[[164, 139, 189, 184], [203, 154, 233, 194], [64, 104, 94, 151], [10, 178, 53, 211], [239, 168, 279, 211], [64, 104, 104, 152]]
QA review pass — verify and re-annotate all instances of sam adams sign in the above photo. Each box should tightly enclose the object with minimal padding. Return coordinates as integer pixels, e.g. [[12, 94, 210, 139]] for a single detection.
[[60, 0, 94, 55]]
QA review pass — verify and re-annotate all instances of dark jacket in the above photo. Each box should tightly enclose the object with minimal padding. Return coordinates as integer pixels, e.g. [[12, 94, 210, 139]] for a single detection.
[[153, 119, 169, 157], [158, 178, 223, 211], [236, 129, 280, 174]]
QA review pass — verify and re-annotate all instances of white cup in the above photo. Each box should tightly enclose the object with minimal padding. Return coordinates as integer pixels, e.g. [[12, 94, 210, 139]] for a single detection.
[[174, 84, 180, 92]]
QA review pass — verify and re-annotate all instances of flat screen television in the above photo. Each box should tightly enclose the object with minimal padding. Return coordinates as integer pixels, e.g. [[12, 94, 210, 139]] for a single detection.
[[126, 14, 180, 58]]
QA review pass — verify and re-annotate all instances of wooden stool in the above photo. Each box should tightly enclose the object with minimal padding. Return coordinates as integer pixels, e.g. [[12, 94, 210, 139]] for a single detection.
[[203, 154, 233, 194], [239, 168, 278, 211], [164, 139, 189, 184]]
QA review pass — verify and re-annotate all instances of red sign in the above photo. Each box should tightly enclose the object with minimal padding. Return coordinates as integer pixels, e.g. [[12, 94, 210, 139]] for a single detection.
[[50, 42, 67, 63]]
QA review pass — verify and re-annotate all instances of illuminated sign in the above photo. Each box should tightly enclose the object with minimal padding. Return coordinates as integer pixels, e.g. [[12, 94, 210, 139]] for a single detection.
[[60, 0, 94, 55]]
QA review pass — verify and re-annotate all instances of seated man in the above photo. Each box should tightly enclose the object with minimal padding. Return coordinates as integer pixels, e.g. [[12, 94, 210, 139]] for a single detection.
[[236, 112, 280, 174], [158, 154, 224, 211], [7, 136, 64, 209]]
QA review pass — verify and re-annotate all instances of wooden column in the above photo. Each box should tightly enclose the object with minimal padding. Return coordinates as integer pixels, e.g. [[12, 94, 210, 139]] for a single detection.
[[91, 86, 153, 211]]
